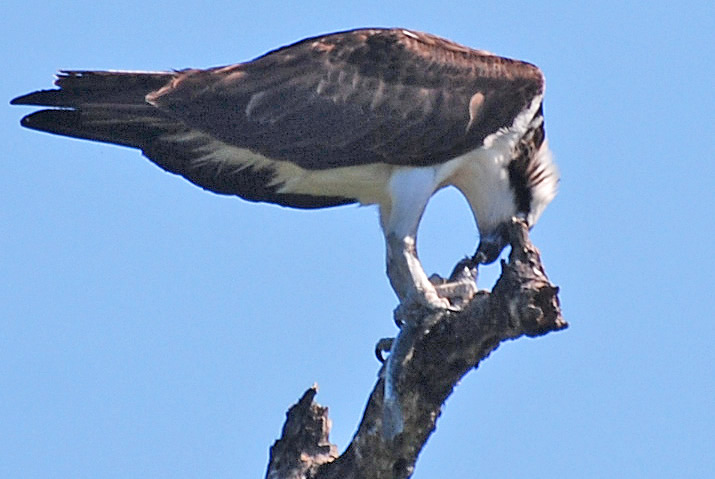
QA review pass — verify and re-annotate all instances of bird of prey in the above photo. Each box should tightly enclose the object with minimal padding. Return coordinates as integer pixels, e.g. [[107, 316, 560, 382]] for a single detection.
[[12, 28, 558, 310]]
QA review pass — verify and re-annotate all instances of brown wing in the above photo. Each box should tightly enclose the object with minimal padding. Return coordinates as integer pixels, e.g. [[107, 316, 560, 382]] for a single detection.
[[148, 28, 545, 169], [12, 71, 354, 208], [12, 28, 544, 208]]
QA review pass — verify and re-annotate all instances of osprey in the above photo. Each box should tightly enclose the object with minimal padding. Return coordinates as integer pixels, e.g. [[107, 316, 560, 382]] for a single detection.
[[12, 28, 558, 310]]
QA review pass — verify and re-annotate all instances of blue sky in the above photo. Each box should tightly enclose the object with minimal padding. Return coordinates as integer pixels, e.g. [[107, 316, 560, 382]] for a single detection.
[[2, 1, 713, 477]]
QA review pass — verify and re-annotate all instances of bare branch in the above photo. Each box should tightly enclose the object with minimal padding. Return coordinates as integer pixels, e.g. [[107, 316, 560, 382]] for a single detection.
[[266, 219, 566, 479], [266, 387, 338, 479]]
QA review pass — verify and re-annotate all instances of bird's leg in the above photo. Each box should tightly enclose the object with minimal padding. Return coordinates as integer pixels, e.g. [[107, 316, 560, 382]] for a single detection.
[[382, 167, 453, 312], [379, 166, 465, 439], [385, 233, 452, 310]]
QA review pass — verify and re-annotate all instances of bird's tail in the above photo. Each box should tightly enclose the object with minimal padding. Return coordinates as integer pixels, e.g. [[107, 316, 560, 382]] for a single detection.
[[12, 70, 356, 209], [11, 70, 179, 148]]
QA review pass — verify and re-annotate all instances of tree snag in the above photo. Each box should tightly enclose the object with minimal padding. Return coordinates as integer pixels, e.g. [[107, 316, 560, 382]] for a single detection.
[[266, 218, 567, 479]]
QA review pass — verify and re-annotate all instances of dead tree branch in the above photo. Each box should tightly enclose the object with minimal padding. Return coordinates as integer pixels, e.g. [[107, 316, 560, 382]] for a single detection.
[[265, 219, 567, 479]]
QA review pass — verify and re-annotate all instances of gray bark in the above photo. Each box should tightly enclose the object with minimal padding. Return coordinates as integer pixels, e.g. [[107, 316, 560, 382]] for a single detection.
[[265, 219, 567, 479]]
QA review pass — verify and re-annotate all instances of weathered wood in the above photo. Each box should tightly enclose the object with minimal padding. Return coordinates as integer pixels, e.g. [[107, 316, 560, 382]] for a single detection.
[[266, 387, 338, 479], [266, 218, 566, 479]]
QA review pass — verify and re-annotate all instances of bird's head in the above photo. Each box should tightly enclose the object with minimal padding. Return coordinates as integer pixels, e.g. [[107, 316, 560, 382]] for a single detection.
[[473, 137, 558, 266], [474, 222, 509, 264]]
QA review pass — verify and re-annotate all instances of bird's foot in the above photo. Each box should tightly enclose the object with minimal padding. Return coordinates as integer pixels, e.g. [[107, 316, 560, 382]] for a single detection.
[[423, 287, 456, 310], [436, 256, 480, 308], [394, 290, 455, 324], [429, 275, 477, 309], [394, 262, 478, 319], [427, 260, 478, 310]]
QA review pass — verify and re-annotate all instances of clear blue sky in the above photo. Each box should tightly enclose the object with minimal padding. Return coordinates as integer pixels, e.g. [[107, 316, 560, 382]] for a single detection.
[[2, 1, 713, 477]]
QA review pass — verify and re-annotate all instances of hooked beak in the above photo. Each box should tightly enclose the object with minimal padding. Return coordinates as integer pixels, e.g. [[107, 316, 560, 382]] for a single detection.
[[473, 225, 509, 265]]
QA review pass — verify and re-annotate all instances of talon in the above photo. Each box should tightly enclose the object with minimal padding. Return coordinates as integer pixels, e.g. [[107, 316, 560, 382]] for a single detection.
[[449, 256, 479, 282], [375, 337, 394, 363]]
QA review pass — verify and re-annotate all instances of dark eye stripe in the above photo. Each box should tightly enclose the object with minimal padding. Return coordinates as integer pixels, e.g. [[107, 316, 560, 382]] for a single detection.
[[507, 111, 546, 216]]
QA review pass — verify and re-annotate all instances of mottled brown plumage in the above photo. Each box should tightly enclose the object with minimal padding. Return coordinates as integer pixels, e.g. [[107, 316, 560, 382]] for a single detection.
[[12, 27, 558, 310], [12, 28, 546, 209]]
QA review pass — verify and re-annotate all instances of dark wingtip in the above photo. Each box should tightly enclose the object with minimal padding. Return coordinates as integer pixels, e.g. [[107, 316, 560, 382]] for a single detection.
[[18, 110, 50, 131], [10, 89, 63, 107], [10, 93, 32, 105], [19, 111, 46, 129], [17, 109, 81, 136]]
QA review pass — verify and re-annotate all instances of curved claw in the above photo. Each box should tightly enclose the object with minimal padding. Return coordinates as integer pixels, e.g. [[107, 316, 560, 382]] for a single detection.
[[448, 256, 479, 282], [375, 337, 394, 363]]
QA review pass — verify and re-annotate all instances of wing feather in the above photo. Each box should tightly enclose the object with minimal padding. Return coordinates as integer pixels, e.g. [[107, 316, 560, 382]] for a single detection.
[[12, 28, 545, 207], [148, 28, 545, 169], [12, 71, 354, 208]]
